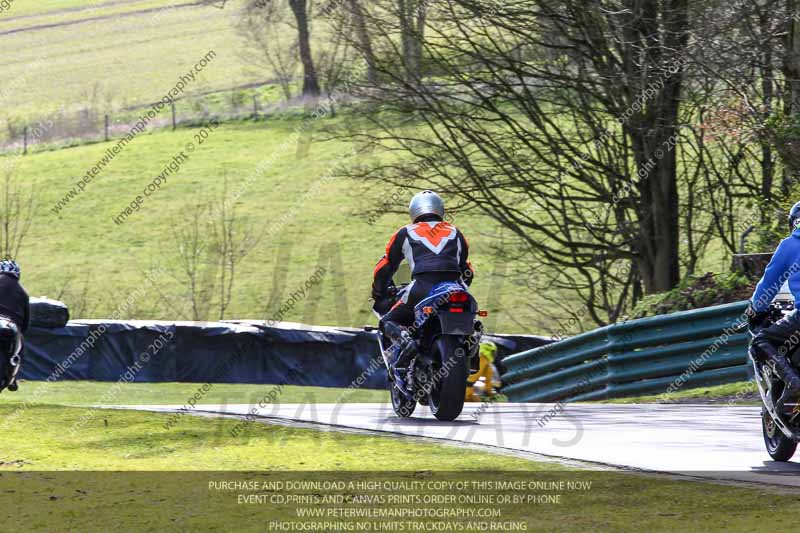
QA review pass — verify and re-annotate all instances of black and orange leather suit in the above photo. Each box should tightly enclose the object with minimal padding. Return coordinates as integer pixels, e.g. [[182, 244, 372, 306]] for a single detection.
[[372, 215, 474, 332]]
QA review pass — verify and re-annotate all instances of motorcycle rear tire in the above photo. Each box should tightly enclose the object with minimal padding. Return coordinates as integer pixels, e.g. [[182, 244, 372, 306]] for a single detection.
[[762, 407, 798, 462], [428, 336, 468, 421]]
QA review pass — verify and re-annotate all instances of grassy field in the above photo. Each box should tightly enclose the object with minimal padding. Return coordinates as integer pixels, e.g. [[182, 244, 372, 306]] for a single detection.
[[600, 381, 759, 405], [0, 403, 535, 470], [6, 117, 544, 333], [6, 378, 760, 408], [0, 0, 269, 120], [0, 401, 794, 530], [8, 379, 390, 406]]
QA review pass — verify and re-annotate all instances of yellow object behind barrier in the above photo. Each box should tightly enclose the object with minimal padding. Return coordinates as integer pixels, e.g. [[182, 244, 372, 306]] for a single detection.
[[466, 342, 498, 402]]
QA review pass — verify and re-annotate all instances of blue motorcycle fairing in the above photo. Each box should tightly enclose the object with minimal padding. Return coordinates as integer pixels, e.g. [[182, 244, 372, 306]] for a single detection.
[[413, 281, 474, 325], [385, 280, 476, 401]]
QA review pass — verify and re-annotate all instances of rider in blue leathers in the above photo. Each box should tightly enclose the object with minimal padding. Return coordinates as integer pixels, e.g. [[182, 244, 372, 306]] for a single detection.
[[748, 201, 800, 406]]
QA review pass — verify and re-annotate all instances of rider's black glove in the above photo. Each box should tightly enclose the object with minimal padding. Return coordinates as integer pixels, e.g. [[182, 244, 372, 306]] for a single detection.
[[745, 306, 770, 333], [373, 284, 398, 301], [373, 285, 400, 316]]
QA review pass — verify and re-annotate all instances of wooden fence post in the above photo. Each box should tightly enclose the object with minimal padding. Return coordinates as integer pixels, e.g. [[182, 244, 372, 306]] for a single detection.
[[171, 101, 177, 130], [253, 95, 259, 118], [23, 126, 28, 155], [104, 114, 109, 141]]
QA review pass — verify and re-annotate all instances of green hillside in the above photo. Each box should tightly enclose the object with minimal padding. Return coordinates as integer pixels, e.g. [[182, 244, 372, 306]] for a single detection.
[[0, 0, 278, 120], [7, 117, 543, 333], [0, 0, 743, 336], [0, 0, 557, 334]]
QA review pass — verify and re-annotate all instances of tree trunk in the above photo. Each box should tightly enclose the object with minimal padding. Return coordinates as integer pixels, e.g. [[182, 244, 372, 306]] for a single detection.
[[288, 0, 320, 96], [639, 137, 681, 294], [413, 0, 427, 76], [782, 0, 800, 190], [398, 0, 425, 81], [348, 0, 378, 84], [398, 0, 413, 77], [760, 9, 775, 213], [627, 0, 686, 294]]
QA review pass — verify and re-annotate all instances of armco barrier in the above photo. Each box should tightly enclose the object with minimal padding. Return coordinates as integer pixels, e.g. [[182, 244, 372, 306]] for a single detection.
[[502, 301, 752, 402], [21, 319, 551, 388]]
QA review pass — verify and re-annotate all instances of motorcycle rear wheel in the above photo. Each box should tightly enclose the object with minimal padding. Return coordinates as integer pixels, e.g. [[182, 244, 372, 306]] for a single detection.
[[428, 336, 468, 421], [391, 383, 416, 418], [762, 407, 797, 462]]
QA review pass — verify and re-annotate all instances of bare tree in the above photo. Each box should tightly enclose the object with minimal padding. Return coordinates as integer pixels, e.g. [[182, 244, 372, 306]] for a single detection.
[[288, 0, 321, 96], [347, 0, 378, 84], [166, 181, 260, 321], [51, 271, 95, 319], [208, 178, 260, 319], [398, 0, 428, 82], [241, 0, 321, 98], [169, 202, 219, 321], [315, 10, 359, 116], [336, 0, 692, 324], [0, 160, 35, 260], [681, 0, 797, 248], [239, 0, 299, 102], [782, 0, 800, 183]]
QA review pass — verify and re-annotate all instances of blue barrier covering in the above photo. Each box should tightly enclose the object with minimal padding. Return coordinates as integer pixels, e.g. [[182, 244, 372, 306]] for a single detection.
[[21, 319, 551, 388]]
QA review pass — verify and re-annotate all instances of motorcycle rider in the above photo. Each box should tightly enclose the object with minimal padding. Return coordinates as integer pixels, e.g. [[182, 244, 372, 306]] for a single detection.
[[0, 260, 29, 391], [748, 201, 800, 408], [372, 191, 474, 366]]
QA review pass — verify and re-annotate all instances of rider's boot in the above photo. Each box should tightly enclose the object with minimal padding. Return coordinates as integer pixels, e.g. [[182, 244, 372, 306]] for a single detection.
[[755, 341, 800, 410], [774, 356, 800, 411], [383, 321, 417, 369]]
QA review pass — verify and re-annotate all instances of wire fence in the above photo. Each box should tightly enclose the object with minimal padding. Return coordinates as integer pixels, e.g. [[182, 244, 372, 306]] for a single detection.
[[0, 80, 288, 155]]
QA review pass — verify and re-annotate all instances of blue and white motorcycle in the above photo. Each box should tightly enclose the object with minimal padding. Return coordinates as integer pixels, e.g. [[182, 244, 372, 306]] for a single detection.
[[369, 281, 484, 421], [751, 283, 800, 461]]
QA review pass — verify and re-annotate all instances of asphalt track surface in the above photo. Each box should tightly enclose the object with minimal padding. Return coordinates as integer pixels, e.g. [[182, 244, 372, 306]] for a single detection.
[[116, 402, 800, 488]]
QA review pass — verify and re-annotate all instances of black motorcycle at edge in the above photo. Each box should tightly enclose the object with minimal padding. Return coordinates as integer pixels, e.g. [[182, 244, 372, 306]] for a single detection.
[[749, 303, 800, 461]]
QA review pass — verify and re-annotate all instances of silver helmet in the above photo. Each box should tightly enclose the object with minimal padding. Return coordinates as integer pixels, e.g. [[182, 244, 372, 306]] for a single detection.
[[409, 190, 444, 222]]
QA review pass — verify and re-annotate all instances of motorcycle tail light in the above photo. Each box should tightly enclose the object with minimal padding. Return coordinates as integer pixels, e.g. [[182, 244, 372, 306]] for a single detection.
[[449, 308, 464, 313], [449, 292, 468, 303]]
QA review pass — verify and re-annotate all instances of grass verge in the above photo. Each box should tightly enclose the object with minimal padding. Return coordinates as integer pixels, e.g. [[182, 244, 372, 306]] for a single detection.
[[0, 402, 795, 531], [598, 381, 759, 405], [6, 379, 390, 406]]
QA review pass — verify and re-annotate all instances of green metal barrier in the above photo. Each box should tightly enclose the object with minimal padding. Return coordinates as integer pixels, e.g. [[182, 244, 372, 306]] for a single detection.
[[502, 301, 752, 402]]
